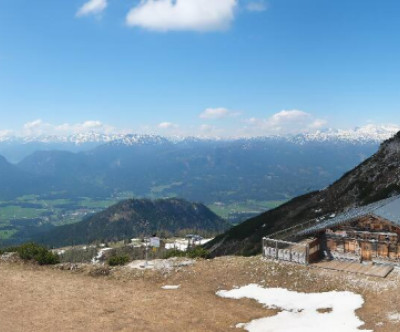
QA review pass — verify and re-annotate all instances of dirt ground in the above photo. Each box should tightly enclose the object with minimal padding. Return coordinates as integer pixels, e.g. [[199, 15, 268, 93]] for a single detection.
[[1, 256, 400, 332]]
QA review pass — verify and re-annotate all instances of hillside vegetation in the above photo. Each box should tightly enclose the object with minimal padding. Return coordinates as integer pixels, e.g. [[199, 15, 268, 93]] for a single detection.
[[34, 198, 229, 247]]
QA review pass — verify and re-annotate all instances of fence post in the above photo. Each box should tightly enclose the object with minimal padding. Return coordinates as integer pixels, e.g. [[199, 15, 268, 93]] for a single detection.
[[305, 244, 309, 266], [262, 238, 265, 258]]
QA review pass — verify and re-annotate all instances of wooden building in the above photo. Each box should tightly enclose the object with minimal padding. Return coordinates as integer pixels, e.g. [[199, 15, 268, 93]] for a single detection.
[[263, 195, 400, 265], [297, 195, 400, 264]]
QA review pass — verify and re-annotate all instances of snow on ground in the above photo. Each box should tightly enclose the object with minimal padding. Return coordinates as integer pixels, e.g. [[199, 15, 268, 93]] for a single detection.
[[126, 258, 194, 271], [165, 239, 188, 251], [387, 312, 400, 322], [161, 285, 181, 290], [91, 248, 112, 264], [164, 238, 213, 251], [216, 284, 371, 332]]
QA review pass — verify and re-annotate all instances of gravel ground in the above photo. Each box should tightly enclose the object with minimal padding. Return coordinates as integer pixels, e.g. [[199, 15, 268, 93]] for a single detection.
[[1, 255, 400, 332]]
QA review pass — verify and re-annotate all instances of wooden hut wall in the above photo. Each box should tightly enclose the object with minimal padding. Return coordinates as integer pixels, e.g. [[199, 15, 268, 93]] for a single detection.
[[308, 238, 321, 263], [323, 215, 400, 261]]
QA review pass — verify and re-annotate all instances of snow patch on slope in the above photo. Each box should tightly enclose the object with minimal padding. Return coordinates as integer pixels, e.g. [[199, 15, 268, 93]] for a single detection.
[[217, 284, 371, 332]]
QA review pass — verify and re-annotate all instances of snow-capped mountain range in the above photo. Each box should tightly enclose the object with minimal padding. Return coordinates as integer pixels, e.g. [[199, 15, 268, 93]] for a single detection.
[[0, 124, 398, 145]]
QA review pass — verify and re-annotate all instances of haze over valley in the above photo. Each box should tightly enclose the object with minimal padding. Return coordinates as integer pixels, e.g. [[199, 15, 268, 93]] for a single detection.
[[0, 129, 391, 245]]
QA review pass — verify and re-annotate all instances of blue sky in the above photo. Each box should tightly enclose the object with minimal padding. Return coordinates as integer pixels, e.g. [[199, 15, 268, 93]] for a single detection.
[[0, 0, 400, 137]]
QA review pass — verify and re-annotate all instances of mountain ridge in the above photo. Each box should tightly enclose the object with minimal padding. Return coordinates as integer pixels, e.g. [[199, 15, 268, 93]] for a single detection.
[[1, 124, 399, 147], [205, 131, 400, 256]]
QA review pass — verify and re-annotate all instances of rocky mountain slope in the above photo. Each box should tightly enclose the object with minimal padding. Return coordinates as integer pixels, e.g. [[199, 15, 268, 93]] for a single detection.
[[34, 198, 229, 247], [205, 131, 400, 256]]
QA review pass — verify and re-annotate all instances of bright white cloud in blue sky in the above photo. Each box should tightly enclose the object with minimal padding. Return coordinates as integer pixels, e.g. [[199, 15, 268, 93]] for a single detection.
[[245, 110, 327, 134], [199, 107, 240, 120], [76, 0, 108, 17], [21, 119, 120, 137], [158, 122, 179, 129], [126, 0, 237, 32]]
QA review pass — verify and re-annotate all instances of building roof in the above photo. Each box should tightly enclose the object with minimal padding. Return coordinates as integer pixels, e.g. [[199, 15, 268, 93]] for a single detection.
[[298, 195, 400, 237]]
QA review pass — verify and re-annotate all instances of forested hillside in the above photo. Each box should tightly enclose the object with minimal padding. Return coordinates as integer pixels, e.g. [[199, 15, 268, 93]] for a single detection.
[[34, 198, 229, 247]]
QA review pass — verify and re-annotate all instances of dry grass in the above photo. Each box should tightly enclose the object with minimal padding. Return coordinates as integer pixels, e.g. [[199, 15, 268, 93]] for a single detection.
[[1, 256, 400, 331]]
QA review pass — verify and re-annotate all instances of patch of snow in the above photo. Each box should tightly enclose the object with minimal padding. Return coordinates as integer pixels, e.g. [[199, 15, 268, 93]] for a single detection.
[[164, 238, 213, 252], [91, 247, 112, 264], [199, 238, 213, 245], [0, 252, 16, 261], [388, 312, 400, 322], [127, 260, 159, 270], [126, 258, 194, 271], [165, 239, 189, 251], [161, 285, 181, 290], [216, 284, 371, 332]]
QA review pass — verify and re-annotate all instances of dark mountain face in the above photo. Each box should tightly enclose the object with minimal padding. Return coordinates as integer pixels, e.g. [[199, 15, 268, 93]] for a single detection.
[[34, 198, 229, 247], [11, 138, 379, 203], [17, 150, 110, 197], [205, 132, 400, 257], [0, 141, 101, 164], [0, 156, 44, 199]]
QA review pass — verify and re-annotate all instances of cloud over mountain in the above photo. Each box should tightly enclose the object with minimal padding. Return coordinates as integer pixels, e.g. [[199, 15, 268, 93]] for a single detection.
[[199, 107, 239, 120], [245, 110, 327, 134], [158, 122, 179, 129], [22, 119, 120, 137]]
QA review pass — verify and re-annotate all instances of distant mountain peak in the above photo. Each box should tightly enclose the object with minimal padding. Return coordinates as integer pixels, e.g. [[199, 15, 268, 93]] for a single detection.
[[107, 134, 170, 146], [0, 124, 398, 146], [293, 125, 400, 143]]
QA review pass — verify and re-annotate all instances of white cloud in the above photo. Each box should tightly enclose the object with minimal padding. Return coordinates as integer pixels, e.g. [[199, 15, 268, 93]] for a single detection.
[[76, 0, 107, 17], [0, 129, 13, 138], [199, 107, 240, 120], [200, 108, 229, 119], [246, 1, 268, 12], [269, 109, 312, 124], [245, 110, 328, 134], [199, 124, 214, 132], [158, 122, 179, 129], [21, 119, 121, 136], [81, 120, 103, 128], [23, 119, 43, 130], [309, 119, 328, 129], [126, 0, 237, 32]]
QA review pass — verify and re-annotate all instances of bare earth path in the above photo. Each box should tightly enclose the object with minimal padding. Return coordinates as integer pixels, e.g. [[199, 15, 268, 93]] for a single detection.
[[1, 256, 400, 332]]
